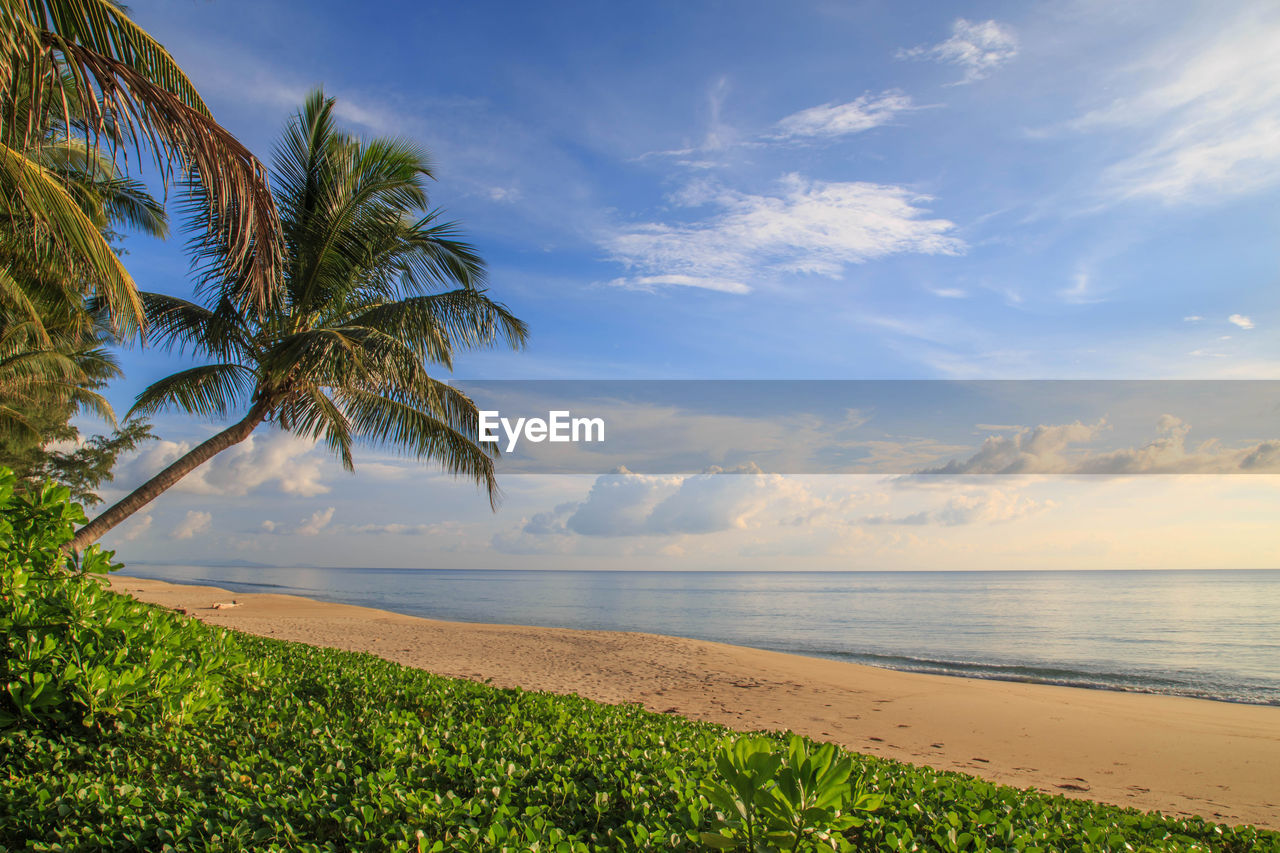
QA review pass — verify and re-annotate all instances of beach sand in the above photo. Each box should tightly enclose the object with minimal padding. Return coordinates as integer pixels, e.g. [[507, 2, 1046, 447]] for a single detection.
[[111, 576, 1280, 830]]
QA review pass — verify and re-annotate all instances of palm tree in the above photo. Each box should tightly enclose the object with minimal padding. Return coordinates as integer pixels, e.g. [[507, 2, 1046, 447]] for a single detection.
[[1, 0, 281, 329], [0, 66, 165, 504], [69, 91, 528, 550]]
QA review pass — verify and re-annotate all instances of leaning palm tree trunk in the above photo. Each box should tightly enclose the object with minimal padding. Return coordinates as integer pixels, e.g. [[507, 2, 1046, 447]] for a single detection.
[[69, 403, 266, 550]]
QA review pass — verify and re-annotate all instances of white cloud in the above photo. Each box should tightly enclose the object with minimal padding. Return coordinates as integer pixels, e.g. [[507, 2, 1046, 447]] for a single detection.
[[508, 465, 813, 540], [564, 468, 681, 536], [297, 507, 336, 536], [897, 19, 1018, 84], [1076, 7, 1280, 203], [604, 174, 963, 293], [605, 274, 751, 295], [1183, 315, 1203, 322], [172, 510, 212, 540], [1228, 314, 1255, 330], [773, 91, 915, 140], [115, 431, 330, 499], [920, 416, 1280, 475]]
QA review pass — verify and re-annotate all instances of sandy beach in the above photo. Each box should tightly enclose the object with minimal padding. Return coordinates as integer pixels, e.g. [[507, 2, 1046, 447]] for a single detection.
[[111, 576, 1280, 830]]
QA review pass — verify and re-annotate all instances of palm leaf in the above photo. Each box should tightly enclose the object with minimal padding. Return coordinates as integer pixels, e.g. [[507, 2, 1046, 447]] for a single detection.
[[129, 362, 255, 419], [140, 291, 250, 360], [334, 385, 499, 506], [4, 0, 282, 312], [0, 141, 141, 331]]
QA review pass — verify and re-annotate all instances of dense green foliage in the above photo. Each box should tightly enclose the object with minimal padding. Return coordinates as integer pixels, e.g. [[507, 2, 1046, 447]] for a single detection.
[[2, 480, 1278, 852], [699, 736, 882, 851], [0, 409, 153, 507], [0, 470, 259, 732], [3, 631, 1277, 853]]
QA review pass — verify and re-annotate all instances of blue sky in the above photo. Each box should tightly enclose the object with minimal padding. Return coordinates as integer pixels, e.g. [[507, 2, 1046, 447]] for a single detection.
[[94, 0, 1280, 570]]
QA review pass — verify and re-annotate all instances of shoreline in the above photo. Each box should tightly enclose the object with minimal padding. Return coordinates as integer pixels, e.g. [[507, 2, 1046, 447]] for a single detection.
[[111, 575, 1280, 830]]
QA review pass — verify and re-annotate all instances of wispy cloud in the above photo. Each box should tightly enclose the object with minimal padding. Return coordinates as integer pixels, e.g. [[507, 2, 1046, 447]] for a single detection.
[[865, 488, 1049, 526], [772, 91, 916, 140], [641, 85, 916, 165], [1228, 314, 1255, 330], [603, 174, 963, 293], [896, 19, 1018, 84], [1075, 7, 1280, 203]]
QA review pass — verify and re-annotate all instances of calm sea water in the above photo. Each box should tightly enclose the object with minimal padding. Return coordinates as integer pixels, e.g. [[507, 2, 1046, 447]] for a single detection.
[[117, 566, 1280, 706]]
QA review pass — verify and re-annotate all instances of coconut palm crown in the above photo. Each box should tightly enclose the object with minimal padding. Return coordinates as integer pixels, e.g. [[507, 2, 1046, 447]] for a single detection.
[[70, 91, 528, 550], [1, 0, 281, 328]]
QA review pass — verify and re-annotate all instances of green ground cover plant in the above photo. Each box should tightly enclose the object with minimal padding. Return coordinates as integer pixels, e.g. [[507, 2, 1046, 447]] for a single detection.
[[2, 477, 1277, 852]]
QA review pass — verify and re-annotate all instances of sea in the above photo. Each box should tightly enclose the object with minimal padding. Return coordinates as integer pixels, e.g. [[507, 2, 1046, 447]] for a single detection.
[[116, 566, 1280, 707]]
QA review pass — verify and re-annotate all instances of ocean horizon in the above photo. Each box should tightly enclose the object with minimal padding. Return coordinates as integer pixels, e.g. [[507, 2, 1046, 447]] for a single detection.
[[117, 565, 1280, 708]]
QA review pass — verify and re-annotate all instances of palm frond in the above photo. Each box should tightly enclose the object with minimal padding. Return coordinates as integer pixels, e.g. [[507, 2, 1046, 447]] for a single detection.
[[18, 0, 282, 311], [128, 361, 255, 419], [140, 290, 250, 360], [398, 212, 487, 291], [0, 141, 141, 331], [334, 386, 499, 506], [285, 383, 353, 470], [346, 290, 527, 362]]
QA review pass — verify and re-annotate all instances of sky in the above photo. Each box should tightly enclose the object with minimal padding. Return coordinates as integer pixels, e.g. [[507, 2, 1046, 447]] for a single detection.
[[89, 0, 1280, 571]]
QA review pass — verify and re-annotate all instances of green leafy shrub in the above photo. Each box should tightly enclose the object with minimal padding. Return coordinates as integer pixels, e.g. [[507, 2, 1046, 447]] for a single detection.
[[2, 627, 1276, 851], [700, 735, 882, 851], [0, 485, 1276, 850], [0, 469, 263, 733]]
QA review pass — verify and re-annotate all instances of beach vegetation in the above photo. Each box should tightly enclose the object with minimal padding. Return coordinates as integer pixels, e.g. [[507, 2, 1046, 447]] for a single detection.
[[0, 469, 259, 733], [70, 91, 528, 550], [700, 735, 882, 851], [3, 478, 1277, 852]]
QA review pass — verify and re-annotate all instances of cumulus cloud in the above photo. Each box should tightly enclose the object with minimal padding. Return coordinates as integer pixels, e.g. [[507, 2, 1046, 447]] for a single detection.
[[172, 510, 212, 540], [773, 91, 915, 140], [1075, 7, 1280, 203], [1228, 314, 1255, 330], [564, 468, 681, 536], [506, 464, 812, 541], [114, 431, 329, 498], [296, 507, 336, 536], [920, 416, 1280, 475], [897, 19, 1018, 84], [603, 174, 963, 293]]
